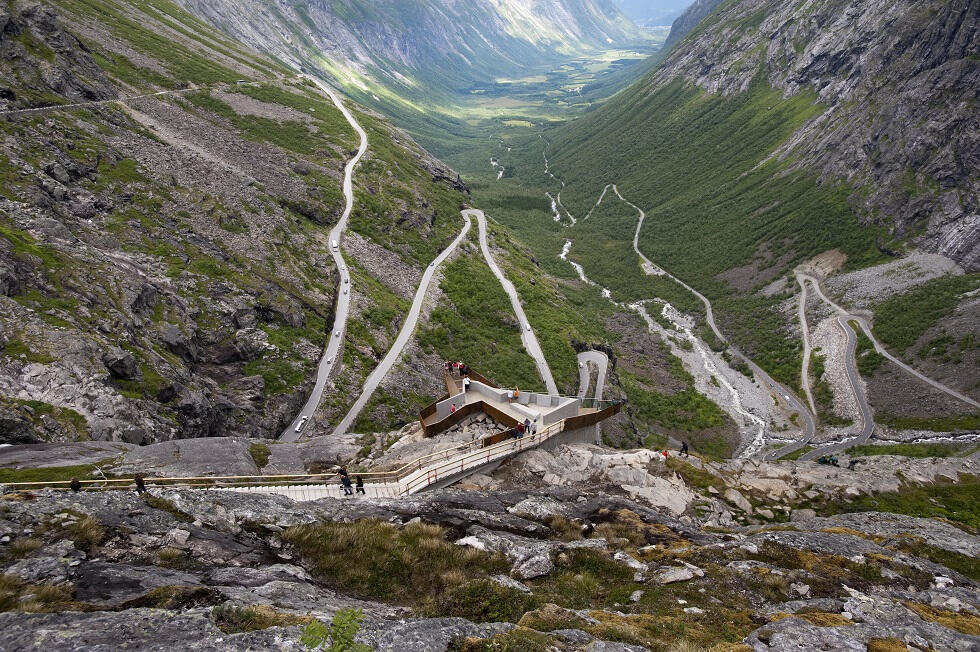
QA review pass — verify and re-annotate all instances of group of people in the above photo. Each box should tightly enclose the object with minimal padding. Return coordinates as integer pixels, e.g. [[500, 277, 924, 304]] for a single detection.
[[336, 467, 365, 496], [513, 417, 537, 439], [445, 360, 471, 377], [507, 386, 520, 402], [817, 455, 863, 471]]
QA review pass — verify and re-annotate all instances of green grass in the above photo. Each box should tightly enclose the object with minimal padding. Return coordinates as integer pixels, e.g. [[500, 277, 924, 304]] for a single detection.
[[347, 110, 466, 268], [851, 321, 886, 376], [779, 445, 814, 461], [1, 399, 90, 440], [0, 334, 55, 364], [248, 443, 271, 469], [417, 249, 544, 391], [281, 520, 509, 605], [875, 413, 980, 433], [243, 357, 307, 396], [665, 457, 723, 490], [871, 274, 980, 354], [814, 474, 980, 531], [490, 220, 620, 392], [59, 0, 250, 86], [212, 604, 311, 634], [898, 544, 980, 582], [620, 360, 733, 454], [845, 442, 978, 459], [0, 462, 111, 485], [424, 579, 538, 623], [185, 90, 353, 163]]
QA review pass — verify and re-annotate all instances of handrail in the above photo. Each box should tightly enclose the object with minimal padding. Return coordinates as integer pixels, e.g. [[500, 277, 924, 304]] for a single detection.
[[0, 419, 568, 491]]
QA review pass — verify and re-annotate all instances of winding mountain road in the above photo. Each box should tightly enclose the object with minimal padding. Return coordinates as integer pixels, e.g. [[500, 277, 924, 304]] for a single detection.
[[799, 273, 979, 410], [474, 209, 559, 395], [332, 213, 473, 435], [798, 316, 875, 460], [797, 277, 817, 415], [612, 185, 817, 453], [280, 76, 368, 442]]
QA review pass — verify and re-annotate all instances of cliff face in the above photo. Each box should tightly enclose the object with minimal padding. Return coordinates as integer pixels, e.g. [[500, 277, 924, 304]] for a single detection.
[[0, 0, 468, 444], [661, 0, 725, 51], [654, 0, 980, 270]]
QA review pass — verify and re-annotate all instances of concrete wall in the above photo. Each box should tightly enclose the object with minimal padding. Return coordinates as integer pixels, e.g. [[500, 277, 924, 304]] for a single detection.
[[537, 425, 599, 451], [434, 391, 467, 420]]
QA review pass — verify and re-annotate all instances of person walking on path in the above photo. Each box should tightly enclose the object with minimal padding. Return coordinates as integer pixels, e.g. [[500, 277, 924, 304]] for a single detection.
[[523, 418, 531, 435], [341, 474, 353, 496], [134, 473, 147, 494], [355, 475, 365, 495], [516, 422, 525, 439], [450, 403, 457, 414], [681, 441, 689, 457], [463, 377, 471, 392], [530, 418, 538, 436]]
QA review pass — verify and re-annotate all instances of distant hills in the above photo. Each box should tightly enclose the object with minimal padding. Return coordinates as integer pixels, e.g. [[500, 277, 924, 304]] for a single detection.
[[614, 0, 692, 26]]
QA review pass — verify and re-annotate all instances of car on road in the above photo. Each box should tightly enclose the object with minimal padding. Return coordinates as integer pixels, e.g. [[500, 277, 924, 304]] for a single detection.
[[343, 288, 348, 294], [294, 416, 309, 432], [331, 240, 339, 249], [334, 330, 341, 337], [525, 324, 532, 331]]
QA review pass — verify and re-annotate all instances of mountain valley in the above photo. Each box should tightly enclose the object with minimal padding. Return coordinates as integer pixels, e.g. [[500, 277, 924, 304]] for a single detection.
[[0, 0, 978, 649]]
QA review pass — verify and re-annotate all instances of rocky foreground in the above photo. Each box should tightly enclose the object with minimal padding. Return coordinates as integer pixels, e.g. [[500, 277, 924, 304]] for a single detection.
[[1, 447, 978, 651]]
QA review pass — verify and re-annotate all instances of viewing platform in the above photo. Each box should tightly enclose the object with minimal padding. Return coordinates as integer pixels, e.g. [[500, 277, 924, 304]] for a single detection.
[[419, 370, 619, 441], [3, 365, 622, 500]]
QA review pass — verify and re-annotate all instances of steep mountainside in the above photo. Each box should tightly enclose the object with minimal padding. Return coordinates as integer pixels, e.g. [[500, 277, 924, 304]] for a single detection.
[[515, 0, 979, 399], [556, 0, 979, 270], [661, 0, 724, 50], [173, 0, 649, 156], [0, 0, 469, 444]]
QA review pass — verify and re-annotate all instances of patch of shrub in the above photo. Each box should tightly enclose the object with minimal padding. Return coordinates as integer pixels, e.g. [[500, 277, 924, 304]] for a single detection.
[[426, 579, 538, 623], [282, 520, 509, 604], [212, 603, 312, 634], [249, 442, 271, 469]]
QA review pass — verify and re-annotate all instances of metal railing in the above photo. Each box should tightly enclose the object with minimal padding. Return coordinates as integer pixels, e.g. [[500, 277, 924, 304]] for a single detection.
[[1, 418, 571, 498]]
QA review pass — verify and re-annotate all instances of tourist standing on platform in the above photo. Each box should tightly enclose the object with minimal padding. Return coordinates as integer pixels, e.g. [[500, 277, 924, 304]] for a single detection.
[[355, 475, 365, 495], [463, 377, 471, 392]]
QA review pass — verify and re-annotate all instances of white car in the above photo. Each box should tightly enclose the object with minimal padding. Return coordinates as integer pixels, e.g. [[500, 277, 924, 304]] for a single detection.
[[331, 240, 339, 250], [334, 330, 341, 337], [343, 288, 348, 295], [294, 416, 309, 432], [525, 324, 532, 331]]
